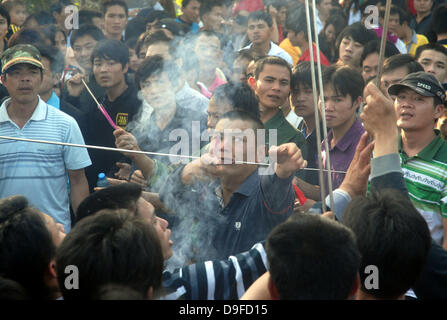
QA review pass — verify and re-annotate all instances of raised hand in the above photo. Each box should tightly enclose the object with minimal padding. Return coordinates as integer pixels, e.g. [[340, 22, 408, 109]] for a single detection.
[[269, 143, 307, 179]]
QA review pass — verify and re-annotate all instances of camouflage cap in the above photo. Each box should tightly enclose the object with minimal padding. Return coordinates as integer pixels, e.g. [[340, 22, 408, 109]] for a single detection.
[[1, 44, 44, 74]]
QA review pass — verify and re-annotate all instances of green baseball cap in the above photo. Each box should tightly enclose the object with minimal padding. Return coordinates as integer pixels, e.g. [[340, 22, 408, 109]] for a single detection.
[[1, 44, 44, 74]]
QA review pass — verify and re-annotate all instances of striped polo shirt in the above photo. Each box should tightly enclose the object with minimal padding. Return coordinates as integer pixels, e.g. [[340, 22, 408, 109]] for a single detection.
[[0, 97, 91, 232], [399, 132, 447, 245]]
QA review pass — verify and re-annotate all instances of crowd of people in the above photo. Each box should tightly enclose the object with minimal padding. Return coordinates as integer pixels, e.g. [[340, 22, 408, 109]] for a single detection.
[[0, 0, 446, 300]]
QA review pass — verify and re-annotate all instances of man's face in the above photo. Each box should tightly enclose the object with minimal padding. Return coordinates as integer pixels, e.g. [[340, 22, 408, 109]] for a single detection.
[[210, 118, 261, 174], [320, 84, 358, 129], [254, 63, 291, 109], [10, 5, 27, 27], [0, 14, 9, 39], [72, 35, 98, 71], [380, 66, 409, 97], [93, 57, 128, 89], [362, 52, 379, 82], [55, 31, 67, 57], [39, 57, 57, 96], [339, 36, 364, 69], [2, 64, 42, 105], [146, 42, 171, 59], [317, 0, 332, 17], [41, 213, 66, 247], [202, 5, 224, 33], [388, 13, 401, 36], [136, 197, 173, 260], [290, 82, 316, 119], [182, 0, 201, 23], [417, 50, 447, 83], [194, 34, 222, 71], [104, 5, 127, 37], [414, 0, 433, 14], [231, 57, 250, 84], [394, 88, 444, 132], [247, 19, 272, 46], [140, 71, 176, 110], [207, 96, 233, 130], [277, 6, 288, 26]]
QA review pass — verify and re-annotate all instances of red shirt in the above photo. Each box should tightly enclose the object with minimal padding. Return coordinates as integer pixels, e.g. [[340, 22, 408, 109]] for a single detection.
[[298, 43, 330, 66], [233, 0, 264, 13]]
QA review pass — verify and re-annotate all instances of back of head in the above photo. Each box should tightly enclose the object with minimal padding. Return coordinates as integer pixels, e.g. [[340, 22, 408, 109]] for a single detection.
[[211, 82, 260, 119], [266, 214, 360, 299], [0, 196, 56, 299], [343, 189, 431, 299], [219, 109, 265, 131], [79, 9, 103, 26], [70, 23, 105, 47], [322, 65, 365, 100], [382, 53, 424, 75], [35, 43, 65, 75], [56, 209, 164, 300], [285, 6, 311, 40], [91, 38, 129, 67], [75, 183, 141, 224], [135, 54, 181, 89], [8, 27, 47, 48], [0, 276, 29, 300]]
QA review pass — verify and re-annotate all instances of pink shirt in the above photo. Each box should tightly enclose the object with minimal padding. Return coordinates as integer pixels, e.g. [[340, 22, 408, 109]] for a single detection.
[[197, 73, 227, 99]]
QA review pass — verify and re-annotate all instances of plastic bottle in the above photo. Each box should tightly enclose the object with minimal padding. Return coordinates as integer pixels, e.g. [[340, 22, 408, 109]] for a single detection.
[[96, 172, 109, 188]]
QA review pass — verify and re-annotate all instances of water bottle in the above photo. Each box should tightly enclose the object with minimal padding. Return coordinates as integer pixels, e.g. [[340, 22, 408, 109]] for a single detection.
[[96, 172, 109, 188]]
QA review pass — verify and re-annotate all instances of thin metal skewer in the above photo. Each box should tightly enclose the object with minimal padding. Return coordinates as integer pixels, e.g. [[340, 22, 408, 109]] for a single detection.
[[0, 135, 348, 173], [376, 0, 392, 87], [82, 79, 117, 130]]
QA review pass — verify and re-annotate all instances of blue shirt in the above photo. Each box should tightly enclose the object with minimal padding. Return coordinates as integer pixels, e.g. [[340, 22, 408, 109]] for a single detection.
[[46, 91, 60, 110], [175, 17, 200, 33], [160, 166, 296, 265], [0, 97, 91, 232]]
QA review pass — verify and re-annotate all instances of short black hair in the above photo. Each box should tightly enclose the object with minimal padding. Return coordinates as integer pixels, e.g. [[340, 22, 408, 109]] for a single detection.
[[50, 0, 73, 15], [385, 5, 411, 25], [382, 53, 424, 75], [8, 27, 46, 48], [291, 61, 327, 91], [267, 214, 361, 299], [70, 23, 105, 47], [101, 0, 128, 17], [415, 43, 447, 61], [135, 54, 180, 89], [75, 183, 142, 224], [0, 276, 29, 300], [322, 65, 365, 101], [91, 39, 130, 68], [433, 3, 447, 35], [24, 11, 56, 26], [56, 209, 164, 300], [336, 22, 378, 51], [0, 196, 56, 299], [322, 14, 347, 39], [0, 5, 11, 27], [343, 190, 431, 299], [199, 0, 224, 18], [212, 82, 260, 120], [143, 29, 172, 48], [79, 9, 103, 25], [35, 44, 65, 75], [285, 7, 312, 40], [219, 110, 265, 131], [247, 10, 273, 28], [360, 39, 400, 67], [254, 56, 291, 80]]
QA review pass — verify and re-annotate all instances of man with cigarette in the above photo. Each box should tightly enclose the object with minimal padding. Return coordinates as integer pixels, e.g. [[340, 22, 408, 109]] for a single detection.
[[0, 44, 91, 232]]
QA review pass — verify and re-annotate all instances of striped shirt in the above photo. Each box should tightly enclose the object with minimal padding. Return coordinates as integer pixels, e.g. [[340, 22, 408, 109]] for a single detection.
[[161, 242, 267, 300], [0, 97, 91, 232], [399, 132, 447, 245]]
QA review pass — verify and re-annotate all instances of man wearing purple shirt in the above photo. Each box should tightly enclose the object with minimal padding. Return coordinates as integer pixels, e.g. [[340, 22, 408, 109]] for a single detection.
[[320, 65, 365, 195]]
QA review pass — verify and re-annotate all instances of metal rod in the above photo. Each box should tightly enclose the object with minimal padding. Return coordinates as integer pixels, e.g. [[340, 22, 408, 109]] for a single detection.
[[0, 135, 347, 174], [375, 0, 392, 87]]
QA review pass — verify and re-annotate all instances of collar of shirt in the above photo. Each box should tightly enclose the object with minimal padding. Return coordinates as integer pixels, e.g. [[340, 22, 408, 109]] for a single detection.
[[326, 118, 363, 152], [212, 168, 260, 208], [0, 96, 47, 123], [398, 130, 445, 161], [264, 109, 284, 128]]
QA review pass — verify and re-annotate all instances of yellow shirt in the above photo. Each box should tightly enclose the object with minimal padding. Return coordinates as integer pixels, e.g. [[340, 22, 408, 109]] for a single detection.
[[279, 38, 302, 66], [406, 32, 429, 57]]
